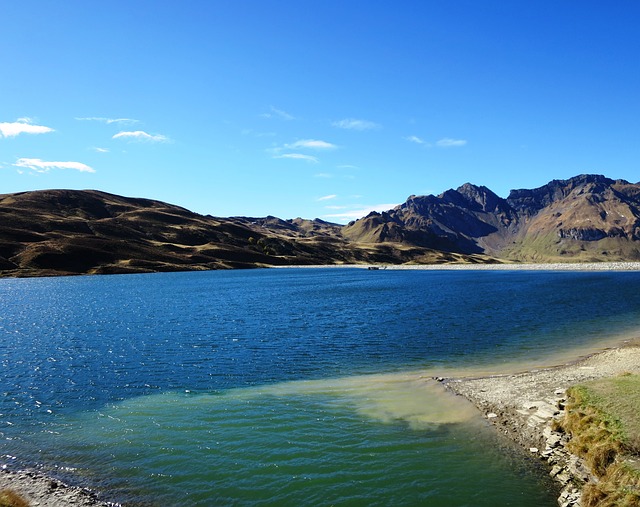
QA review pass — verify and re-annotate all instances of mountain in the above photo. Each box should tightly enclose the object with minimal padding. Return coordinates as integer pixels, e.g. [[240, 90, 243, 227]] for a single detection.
[[1, 175, 638, 277], [343, 174, 640, 262], [0, 189, 490, 277]]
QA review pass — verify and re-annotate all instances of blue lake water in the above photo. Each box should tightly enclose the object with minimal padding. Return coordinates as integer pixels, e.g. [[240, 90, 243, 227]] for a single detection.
[[1, 268, 640, 505]]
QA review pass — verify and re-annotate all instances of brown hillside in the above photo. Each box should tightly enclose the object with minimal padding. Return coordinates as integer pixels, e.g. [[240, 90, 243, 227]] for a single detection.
[[0, 189, 490, 277]]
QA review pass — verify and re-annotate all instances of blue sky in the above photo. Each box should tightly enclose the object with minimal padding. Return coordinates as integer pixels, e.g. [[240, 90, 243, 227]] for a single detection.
[[1, 1, 639, 222]]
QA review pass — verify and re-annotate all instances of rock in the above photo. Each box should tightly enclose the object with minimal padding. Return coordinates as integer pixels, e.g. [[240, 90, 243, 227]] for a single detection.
[[547, 434, 562, 448], [556, 470, 571, 485], [536, 404, 560, 420], [567, 460, 590, 483], [486, 412, 498, 419]]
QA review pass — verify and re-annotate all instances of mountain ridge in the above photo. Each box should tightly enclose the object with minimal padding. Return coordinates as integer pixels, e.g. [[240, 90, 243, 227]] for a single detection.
[[1, 174, 639, 277], [344, 174, 640, 262]]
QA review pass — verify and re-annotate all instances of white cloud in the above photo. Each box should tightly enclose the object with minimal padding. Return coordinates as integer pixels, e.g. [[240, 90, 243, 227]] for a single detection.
[[317, 194, 337, 201], [287, 139, 337, 150], [313, 173, 332, 178], [337, 164, 358, 170], [261, 106, 295, 121], [273, 153, 319, 163], [76, 117, 139, 125], [93, 147, 109, 153], [14, 157, 95, 173], [406, 135, 426, 145], [0, 119, 54, 138], [332, 118, 380, 131], [324, 203, 399, 222], [436, 138, 467, 147], [113, 130, 170, 143]]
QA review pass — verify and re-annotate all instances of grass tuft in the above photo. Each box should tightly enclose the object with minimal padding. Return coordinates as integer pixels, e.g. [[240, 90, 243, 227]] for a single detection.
[[0, 489, 30, 507], [559, 375, 640, 505]]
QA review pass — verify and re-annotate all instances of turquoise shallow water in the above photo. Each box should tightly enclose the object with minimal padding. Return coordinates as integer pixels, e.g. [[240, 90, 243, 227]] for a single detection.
[[2, 268, 640, 505]]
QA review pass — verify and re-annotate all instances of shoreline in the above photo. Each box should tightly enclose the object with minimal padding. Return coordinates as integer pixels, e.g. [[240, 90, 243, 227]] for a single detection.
[[0, 468, 119, 507], [443, 342, 640, 506], [275, 261, 640, 271]]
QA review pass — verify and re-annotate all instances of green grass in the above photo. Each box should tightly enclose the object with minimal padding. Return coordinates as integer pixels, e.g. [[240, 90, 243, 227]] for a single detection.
[[560, 374, 640, 506], [503, 232, 640, 263], [578, 374, 640, 451]]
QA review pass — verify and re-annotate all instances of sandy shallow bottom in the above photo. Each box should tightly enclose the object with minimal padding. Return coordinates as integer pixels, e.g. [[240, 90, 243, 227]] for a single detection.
[[6, 343, 640, 506], [445, 343, 640, 449]]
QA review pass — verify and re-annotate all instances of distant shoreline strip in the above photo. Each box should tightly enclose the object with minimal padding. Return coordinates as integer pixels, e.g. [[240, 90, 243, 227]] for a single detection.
[[274, 262, 640, 271]]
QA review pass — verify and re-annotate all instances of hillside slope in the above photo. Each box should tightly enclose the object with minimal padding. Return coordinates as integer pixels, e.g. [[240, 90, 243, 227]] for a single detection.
[[0, 189, 490, 277], [2, 175, 638, 277]]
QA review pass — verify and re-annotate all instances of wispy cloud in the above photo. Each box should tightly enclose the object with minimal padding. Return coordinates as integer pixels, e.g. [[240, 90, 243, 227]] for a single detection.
[[324, 203, 398, 222], [270, 138, 335, 164], [436, 138, 467, 147], [286, 139, 337, 150], [261, 106, 295, 121], [273, 153, 319, 163], [76, 117, 139, 125], [332, 118, 380, 131], [313, 173, 332, 178], [92, 147, 109, 153], [317, 194, 337, 201], [0, 119, 54, 138], [406, 135, 426, 145], [406, 136, 467, 148], [14, 157, 95, 173], [113, 130, 170, 143]]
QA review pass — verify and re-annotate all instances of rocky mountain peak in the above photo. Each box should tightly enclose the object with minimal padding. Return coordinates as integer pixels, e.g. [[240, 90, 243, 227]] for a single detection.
[[440, 183, 504, 212], [507, 174, 626, 215], [343, 174, 640, 261]]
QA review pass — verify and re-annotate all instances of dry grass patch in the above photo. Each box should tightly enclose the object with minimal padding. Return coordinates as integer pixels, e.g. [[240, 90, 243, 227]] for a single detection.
[[560, 374, 640, 506], [0, 489, 29, 507]]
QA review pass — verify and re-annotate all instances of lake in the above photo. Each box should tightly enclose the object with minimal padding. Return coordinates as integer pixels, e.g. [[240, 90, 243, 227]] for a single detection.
[[2, 268, 640, 506]]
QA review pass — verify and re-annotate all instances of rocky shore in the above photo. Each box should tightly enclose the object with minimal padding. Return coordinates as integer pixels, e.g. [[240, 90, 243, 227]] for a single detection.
[[444, 344, 640, 506], [0, 468, 119, 507]]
